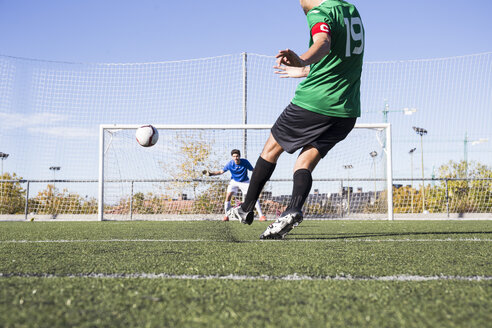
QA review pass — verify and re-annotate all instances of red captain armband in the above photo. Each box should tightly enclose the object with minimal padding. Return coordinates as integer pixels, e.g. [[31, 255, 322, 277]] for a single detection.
[[311, 22, 331, 37]]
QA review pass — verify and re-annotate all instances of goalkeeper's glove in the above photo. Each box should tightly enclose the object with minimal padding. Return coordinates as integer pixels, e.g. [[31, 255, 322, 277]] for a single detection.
[[202, 170, 211, 176]]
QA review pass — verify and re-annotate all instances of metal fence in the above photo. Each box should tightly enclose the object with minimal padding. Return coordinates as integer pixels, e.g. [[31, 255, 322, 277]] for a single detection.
[[1, 178, 491, 220]]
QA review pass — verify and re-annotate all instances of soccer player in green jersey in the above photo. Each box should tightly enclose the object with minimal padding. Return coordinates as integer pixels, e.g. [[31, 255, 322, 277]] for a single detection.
[[228, 0, 364, 239]]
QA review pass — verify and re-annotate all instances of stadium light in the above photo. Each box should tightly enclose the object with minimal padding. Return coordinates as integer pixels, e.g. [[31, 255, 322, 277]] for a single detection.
[[403, 108, 418, 115], [413, 127, 427, 213], [464, 132, 488, 178], [382, 101, 417, 122], [49, 166, 61, 192], [471, 138, 489, 146], [0, 152, 9, 177], [343, 165, 353, 215], [49, 166, 61, 173], [369, 151, 377, 200], [409, 148, 416, 213]]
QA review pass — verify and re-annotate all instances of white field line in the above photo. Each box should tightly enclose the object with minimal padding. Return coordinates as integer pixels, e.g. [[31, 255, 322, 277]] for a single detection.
[[1, 238, 491, 244], [0, 273, 491, 281]]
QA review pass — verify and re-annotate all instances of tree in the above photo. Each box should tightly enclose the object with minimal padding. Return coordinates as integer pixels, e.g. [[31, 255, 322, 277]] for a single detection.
[[363, 160, 492, 215], [163, 133, 222, 199], [32, 185, 97, 216], [434, 160, 492, 213], [0, 172, 25, 214], [193, 181, 228, 214]]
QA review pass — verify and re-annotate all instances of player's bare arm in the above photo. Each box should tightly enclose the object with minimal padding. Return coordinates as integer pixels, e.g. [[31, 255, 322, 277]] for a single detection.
[[300, 32, 331, 65], [276, 33, 331, 69], [202, 169, 224, 176]]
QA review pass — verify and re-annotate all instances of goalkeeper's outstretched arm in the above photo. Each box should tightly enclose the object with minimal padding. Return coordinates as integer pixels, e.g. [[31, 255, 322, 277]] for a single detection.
[[202, 169, 224, 177]]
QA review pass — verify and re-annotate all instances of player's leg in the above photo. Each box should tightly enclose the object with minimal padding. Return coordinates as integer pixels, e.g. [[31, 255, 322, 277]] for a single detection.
[[224, 191, 233, 212], [244, 101, 323, 217], [223, 183, 237, 221], [260, 146, 320, 239], [261, 115, 357, 239], [288, 145, 321, 212], [256, 201, 267, 221], [241, 134, 283, 212], [240, 180, 267, 221], [240, 180, 266, 221]]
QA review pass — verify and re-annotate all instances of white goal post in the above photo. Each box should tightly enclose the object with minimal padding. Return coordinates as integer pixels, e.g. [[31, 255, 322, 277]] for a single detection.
[[98, 123, 393, 221]]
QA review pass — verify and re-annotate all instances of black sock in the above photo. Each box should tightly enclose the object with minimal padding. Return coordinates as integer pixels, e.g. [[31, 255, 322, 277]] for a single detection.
[[286, 169, 312, 212], [241, 156, 276, 212]]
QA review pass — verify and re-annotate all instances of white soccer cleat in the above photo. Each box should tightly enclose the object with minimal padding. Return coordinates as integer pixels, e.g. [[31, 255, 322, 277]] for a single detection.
[[227, 206, 254, 225], [260, 210, 303, 240]]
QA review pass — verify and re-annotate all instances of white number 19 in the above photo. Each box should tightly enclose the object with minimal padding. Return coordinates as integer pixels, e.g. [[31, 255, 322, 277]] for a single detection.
[[344, 17, 364, 57]]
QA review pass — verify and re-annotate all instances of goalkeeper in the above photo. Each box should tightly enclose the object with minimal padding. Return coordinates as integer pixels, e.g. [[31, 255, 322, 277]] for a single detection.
[[228, 0, 364, 239], [203, 149, 266, 222]]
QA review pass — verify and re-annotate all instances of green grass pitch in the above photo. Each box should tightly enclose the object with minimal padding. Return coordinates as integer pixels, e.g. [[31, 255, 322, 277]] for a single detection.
[[0, 220, 491, 327]]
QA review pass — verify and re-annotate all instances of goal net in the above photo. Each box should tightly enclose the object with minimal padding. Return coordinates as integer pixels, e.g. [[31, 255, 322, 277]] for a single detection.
[[99, 124, 393, 221]]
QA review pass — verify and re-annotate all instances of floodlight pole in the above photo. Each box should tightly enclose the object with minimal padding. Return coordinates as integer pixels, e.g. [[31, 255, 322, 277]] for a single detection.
[[382, 100, 417, 123], [0, 152, 9, 177], [409, 148, 416, 213], [382, 101, 389, 123], [413, 127, 427, 213], [49, 166, 61, 218], [420, 136, 425, 213], [369, 151, 377, 201], [464, 131, 469, 178], [49, 166, 61, 193], [343, 165, 353, 215]]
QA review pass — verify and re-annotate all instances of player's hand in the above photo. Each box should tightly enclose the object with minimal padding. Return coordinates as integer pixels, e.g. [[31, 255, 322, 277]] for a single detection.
[[275, 49, 306, 67], [202, 170, 211, 176], [274, 65, 309, 78]]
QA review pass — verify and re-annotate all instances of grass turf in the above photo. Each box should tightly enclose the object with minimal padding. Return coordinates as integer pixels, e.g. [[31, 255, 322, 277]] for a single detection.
[[0, 220, 491, 327]]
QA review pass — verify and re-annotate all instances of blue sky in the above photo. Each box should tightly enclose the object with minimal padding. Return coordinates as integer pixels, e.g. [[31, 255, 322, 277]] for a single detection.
[[1, 0, 492, 63]]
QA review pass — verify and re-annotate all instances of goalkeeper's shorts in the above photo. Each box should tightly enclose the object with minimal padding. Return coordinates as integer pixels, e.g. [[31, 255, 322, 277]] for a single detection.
[[226, 179, 250, 195], [271, 103, 356, 158]]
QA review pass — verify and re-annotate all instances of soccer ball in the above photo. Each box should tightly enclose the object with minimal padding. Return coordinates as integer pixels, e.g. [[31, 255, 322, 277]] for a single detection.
[[136, 125, 159, 147]]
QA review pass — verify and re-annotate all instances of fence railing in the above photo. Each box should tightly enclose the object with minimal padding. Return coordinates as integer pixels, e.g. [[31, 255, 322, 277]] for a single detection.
[[1, 178, 491, 220]]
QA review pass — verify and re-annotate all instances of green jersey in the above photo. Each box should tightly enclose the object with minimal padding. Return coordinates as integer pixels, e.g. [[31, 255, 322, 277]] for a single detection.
[[291, 0, 364, 118]]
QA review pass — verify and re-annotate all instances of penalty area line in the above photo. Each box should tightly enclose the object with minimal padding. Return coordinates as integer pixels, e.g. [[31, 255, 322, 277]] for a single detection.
[[0, 273, 491, 282]]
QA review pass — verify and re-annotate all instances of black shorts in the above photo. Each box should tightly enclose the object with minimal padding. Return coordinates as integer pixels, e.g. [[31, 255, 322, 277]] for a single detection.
[[271, 103, 356, 158]]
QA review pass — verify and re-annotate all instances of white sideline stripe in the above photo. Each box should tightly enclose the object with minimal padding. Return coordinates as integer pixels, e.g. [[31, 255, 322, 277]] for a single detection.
[[1, 238, 491, 243], [0, 273, 491, 281]]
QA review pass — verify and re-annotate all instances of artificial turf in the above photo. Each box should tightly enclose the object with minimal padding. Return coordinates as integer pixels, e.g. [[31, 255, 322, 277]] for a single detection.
[[0, 220, 491, 327]]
